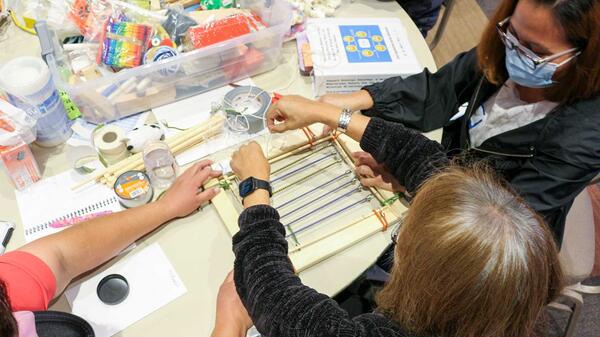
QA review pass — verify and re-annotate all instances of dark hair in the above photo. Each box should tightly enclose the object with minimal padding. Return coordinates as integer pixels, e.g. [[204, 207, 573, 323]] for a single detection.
[[0, 280, 17, 337], [477, 0, 600, 104]]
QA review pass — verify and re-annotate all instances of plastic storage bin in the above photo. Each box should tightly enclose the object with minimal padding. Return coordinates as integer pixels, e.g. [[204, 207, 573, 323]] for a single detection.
[[42, 0, 292, 124]]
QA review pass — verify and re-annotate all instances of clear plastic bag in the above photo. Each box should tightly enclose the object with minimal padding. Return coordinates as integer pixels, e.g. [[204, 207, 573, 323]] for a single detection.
[[162, 7, 197, 46], [99, 17, 154, 68], [0, 97, 38, 147]]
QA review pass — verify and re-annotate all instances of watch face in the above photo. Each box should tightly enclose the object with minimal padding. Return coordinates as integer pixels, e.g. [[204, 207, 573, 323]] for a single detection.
[[239, 179, 253, 197]]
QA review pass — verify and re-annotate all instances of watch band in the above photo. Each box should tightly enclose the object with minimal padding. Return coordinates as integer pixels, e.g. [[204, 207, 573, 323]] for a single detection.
[[336, 107, 353, 133]]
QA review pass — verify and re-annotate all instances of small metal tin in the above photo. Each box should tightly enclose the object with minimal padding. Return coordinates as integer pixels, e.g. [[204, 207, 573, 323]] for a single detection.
[[113, 170, 154, 208], [97, 274, 130, 305]]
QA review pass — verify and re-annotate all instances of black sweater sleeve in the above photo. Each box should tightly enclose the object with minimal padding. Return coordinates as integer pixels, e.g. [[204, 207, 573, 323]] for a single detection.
[[233, 206, 404, 337], [361, 48, 480, 132], [359, 117, 449, 195]]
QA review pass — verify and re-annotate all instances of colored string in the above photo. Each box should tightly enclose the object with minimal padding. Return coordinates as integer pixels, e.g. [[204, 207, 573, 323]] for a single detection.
[[379, 193, 403, 207], [270, 152, 336, 184], [285, 196, 372, 240], [273, 170, 352, 210], [279, 178, 357, 219], [272, 160, 341, 195], [372, 209, 389, 231], [285, 187, 362, 228], [270, 145, 332, 176], [219, 179, 232, 190], [301, 127, 315, 147]]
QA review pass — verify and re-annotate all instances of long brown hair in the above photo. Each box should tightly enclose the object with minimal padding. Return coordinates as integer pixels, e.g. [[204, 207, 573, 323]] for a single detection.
[[0, 280, 17, 337], [477, 0, 600, 104], [377, 165, 563, 337]]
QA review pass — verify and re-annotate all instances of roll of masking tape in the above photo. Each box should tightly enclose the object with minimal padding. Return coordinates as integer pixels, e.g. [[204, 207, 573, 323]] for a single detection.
[[93, 125, 130, 165], [67, 145, 100, 174]]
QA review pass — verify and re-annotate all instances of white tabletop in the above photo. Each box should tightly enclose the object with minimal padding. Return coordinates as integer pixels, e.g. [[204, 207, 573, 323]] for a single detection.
[[0, 1, 438, 335]]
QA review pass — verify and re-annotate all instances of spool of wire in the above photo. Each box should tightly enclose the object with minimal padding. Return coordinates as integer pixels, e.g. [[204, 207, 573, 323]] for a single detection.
[[222, 86, 271, 134]]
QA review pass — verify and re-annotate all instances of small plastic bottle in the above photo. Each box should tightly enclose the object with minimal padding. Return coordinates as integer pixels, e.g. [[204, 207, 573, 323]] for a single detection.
[[142, 140, 179, 189]]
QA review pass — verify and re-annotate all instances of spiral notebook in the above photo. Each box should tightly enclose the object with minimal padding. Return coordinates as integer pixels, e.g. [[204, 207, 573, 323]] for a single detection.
[[15, 170, 123, 243]]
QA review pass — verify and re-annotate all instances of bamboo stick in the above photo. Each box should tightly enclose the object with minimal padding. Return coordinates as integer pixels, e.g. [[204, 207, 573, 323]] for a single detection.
[[165, 116, 224, 148], [170, 124, 222, 154]]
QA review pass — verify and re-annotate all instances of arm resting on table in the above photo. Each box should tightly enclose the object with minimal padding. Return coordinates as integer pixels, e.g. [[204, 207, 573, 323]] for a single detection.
[[18, 201, 174, 296]]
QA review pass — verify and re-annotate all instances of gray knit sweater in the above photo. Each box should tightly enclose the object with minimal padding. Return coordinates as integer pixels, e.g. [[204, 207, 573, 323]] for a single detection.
[[233, 118, 448, 337]]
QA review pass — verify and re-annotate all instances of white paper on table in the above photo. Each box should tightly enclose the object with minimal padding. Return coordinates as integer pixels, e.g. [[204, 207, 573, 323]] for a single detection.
[[65, 243, 187, 337], [152, 79, 267, 166]]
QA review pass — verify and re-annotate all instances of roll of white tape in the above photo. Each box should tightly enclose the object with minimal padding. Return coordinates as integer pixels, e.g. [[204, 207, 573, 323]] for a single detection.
[[93, 125, 129, 164], [101, 150, 130, 165]]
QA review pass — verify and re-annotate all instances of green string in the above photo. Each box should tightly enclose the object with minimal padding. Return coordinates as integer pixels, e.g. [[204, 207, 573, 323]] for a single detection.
[[380, 193, 403, 207], [219, 179, 232, 190]]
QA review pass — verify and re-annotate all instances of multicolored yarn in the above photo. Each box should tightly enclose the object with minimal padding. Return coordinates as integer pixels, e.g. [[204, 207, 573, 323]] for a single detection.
[[101, 21, 152, 68]]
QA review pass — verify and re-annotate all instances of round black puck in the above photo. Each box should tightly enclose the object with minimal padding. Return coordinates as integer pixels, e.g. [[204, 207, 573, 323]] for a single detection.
[[97, 274, 129, 305]]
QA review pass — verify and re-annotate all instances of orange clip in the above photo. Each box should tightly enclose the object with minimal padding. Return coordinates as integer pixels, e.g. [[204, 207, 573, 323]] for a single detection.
[[372, 209, 389, 231]]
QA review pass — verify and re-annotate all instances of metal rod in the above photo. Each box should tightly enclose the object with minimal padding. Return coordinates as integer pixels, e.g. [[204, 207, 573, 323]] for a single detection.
[[272, 160, 341, 195], [271, 145, 333, 176], [286, 196, 372, 239], [280, 179, 357, 219], [285, 187, 364, 228], [286, 223, 300, 246], [271, 152, 336, 184], [288, 205, 399, 254], [274, 170, 353, 209]]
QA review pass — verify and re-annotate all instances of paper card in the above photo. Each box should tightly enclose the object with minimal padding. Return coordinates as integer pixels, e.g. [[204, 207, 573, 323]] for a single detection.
[[65, 243, 187, 337]]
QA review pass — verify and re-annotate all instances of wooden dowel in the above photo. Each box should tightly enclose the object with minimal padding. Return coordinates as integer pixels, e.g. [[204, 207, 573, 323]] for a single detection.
[[170, 124, 223, 154]]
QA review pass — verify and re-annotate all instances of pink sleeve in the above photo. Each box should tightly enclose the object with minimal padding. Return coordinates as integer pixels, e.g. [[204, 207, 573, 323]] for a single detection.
[[0, 251, 57, 311]]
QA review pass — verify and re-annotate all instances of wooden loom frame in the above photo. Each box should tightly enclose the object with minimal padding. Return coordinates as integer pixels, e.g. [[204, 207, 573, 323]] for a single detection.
[[207, 134, 407, 273]]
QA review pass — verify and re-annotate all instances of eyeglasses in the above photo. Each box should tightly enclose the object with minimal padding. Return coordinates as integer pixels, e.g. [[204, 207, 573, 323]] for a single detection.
[[496, 16, 580, 69], [391, 223, 401, 244]]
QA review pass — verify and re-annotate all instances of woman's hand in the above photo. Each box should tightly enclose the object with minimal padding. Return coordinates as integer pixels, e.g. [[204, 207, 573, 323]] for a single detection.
[[230, 141, 270, 181], [267, 95, 341, 133], [211, 271, 253, 337], [352, 152, 405, 193], [231, 142, 271, 207], [158, 160, 222, 218], [318, 90, 374, 111]]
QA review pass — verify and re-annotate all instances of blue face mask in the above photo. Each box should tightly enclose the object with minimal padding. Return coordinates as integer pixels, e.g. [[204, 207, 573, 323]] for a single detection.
[[505, 46, 577, 88]]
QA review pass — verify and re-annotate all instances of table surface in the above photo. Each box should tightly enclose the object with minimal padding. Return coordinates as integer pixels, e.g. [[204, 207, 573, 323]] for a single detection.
[[0, 1, 438, 335]]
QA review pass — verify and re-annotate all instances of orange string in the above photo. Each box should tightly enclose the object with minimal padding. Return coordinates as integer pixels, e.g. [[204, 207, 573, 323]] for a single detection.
[[301, 127, 315, 147], [372, 209, 389, 231]]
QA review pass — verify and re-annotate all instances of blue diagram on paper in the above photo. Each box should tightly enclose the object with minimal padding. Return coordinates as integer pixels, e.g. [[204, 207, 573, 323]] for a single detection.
[[339, 25, 391, 63]]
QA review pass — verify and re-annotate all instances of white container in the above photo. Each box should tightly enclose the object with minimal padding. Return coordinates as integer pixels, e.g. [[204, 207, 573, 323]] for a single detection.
[[0, 57, 73, 147], [43, 0, 292, 124]]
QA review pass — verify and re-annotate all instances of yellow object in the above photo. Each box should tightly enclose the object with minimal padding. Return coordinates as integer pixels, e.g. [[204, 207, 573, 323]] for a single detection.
[[9, 10, 36, 35]]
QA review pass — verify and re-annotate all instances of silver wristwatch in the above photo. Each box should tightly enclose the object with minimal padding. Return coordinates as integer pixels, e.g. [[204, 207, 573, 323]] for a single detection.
[[336, 107, 353, 133]]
